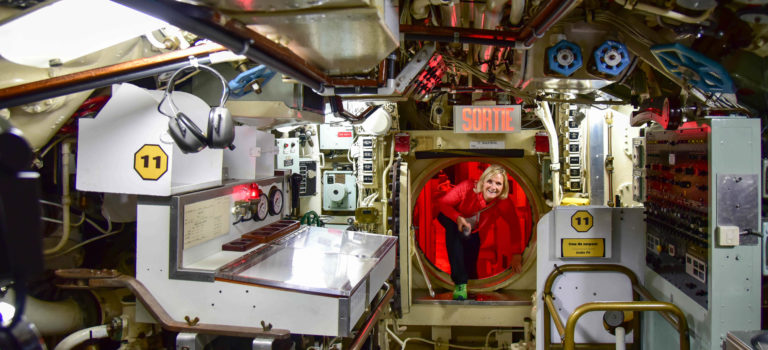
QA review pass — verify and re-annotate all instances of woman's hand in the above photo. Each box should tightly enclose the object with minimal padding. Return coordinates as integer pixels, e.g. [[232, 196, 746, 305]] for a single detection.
[[510, 254, 522, 273], [457, 216, 470, 234]]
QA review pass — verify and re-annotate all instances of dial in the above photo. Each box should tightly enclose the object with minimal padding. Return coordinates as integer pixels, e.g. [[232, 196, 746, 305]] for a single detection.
[[268, 186, 284, 216], [253, 193, 268, 221]]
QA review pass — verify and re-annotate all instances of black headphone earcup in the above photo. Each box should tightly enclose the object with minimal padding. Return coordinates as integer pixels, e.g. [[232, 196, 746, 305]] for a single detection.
[[207, 107, 235, 149], [168, 113, 207, 153]]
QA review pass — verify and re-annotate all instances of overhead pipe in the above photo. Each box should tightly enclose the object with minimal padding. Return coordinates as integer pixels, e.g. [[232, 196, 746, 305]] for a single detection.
[[0, 290, 85, 336], [520, 0, 581, 46], [0, 44, 226, 109], [439, 1, 462, 28], [509, 0, 525, 25], [401, 0, 581, 48], [474, 0, 507, 71], [401, 25, 522, 47], [112, 0, 328, 91], [614, 0, 713, 24], [411, 0, 453, 20]]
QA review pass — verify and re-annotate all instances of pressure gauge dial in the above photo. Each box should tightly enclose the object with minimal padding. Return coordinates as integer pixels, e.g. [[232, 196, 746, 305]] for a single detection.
[[268, 186, 284, 216], [253, 193, 269, 221]]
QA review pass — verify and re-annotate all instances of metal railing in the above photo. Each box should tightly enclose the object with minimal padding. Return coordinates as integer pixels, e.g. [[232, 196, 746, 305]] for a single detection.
[[542, 264, 689, 350]]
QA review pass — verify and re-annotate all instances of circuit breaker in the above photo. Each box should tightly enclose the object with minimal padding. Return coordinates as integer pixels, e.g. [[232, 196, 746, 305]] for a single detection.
[[323, 171, 356, 211], [357, 136, 377, 188], [564, 110, 584, 192]]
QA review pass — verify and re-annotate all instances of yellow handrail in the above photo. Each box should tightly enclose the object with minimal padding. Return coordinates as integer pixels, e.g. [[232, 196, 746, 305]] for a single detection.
[[542, 264, 689, 350], [563, 301, 689, 350]]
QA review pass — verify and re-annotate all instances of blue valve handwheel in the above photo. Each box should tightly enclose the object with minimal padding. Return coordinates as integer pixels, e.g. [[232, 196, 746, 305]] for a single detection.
[[546, 40, 583, 77], [593, 40, 630, 77], [651, 43, 735, 93]]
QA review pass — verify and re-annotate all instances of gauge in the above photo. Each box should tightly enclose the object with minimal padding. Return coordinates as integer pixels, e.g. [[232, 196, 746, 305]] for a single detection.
[[252, 193, 269, 221], [268, 186, 284, 216]]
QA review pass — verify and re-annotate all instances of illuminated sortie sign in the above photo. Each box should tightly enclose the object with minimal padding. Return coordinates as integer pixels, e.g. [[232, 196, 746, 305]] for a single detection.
[[453, 105, 521, 133]]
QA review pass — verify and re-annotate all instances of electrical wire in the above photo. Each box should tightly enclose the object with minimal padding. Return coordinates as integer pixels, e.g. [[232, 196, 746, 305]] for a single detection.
[[385, 324, 487, 350], [41, 212, 86, 227], [40, 200, 115, 235], [47, 224, 125, 259], [444, 56, 537, 103], [484, 329, 499, 349]]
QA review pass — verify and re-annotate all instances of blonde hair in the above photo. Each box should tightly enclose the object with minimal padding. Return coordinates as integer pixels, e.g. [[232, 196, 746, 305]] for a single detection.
[[474, 164, 510, 199]]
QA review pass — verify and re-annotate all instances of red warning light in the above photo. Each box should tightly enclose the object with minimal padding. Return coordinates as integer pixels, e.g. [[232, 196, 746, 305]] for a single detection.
[[249, 183, 260, 199]]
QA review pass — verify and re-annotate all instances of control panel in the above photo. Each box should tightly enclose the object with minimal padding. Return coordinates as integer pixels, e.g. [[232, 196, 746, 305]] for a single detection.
[[644, 125, 711, 307], [276, 138, 317, 196]]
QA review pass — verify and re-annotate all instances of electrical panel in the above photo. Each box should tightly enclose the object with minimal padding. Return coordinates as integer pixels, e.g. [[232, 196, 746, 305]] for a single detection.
[[641, 119, 760, 350], [358, 136, 377, 188], [644, 120, 760, 310], [276, 138, 316, 196], [323, 171, 356, 211], [564, 109, 584, 192], [644, 125, 711, 306], [276, 138, 300, 169], [319, 124, 355, 150]]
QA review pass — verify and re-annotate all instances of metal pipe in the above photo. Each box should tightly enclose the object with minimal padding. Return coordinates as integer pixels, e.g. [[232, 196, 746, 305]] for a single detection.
[[401, 25, 520, 47], [563, 301, 689, 350], [112, 0, 327, 90], [632, 284, 680, 329], [0, 290, 85, 336], [54, 324, 109, 350], [605, 111, 614, 207], [536, 102, 561, 205], [615, 326, 626, 350], [411, 226, 435, 297], [0, 44, 225, 109], [509, 0, 525, 25], [543, 294, 566, 337], [349, 283, 395, 350], [614, 0, 713, 24], [44, 140, 73, 255], [543, 264, 641, 350], [402, 0, 580, 48], [522, 0, 581, 47], [543, 264, 640, 296]]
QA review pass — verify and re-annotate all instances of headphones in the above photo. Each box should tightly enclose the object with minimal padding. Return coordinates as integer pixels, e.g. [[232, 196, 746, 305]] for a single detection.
[[160, 64, 235, 153]]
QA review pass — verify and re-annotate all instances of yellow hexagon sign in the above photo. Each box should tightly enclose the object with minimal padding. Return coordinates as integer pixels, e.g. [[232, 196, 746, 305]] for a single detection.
[[134, 144, 168, 181], [571, 210, 594, 232]]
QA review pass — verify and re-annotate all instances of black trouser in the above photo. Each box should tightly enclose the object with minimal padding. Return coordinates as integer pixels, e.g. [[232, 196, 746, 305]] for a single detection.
[[438, 213, 480, 285]]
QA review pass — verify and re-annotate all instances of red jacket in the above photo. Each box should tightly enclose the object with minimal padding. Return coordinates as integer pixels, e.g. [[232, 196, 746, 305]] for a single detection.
[[437, 179, 519, 235]]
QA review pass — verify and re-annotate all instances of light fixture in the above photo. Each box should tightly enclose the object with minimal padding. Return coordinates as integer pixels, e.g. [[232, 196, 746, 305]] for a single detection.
[[0, 0, 169, 68]]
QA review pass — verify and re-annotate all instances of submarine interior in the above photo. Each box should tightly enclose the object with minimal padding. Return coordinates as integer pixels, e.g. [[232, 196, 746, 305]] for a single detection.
[[0, 0, 766, 349]]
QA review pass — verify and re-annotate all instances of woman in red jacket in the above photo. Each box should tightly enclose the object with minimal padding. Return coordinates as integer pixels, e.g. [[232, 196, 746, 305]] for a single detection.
[[437, 164, 523, 300]]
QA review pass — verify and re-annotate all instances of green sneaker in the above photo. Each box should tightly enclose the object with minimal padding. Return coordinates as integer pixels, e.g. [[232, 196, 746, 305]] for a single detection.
[[453, 284, 467, 300]]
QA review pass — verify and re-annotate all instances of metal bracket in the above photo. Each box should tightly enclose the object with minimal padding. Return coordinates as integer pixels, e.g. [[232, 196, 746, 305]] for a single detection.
[[252, 337, 275, 350], [176, 332, 216, 350]]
